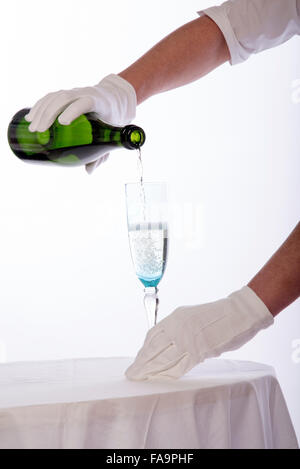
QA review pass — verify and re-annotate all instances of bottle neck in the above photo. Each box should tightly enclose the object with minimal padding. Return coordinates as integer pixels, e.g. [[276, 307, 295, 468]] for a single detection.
[[121, 125, 145, 150]]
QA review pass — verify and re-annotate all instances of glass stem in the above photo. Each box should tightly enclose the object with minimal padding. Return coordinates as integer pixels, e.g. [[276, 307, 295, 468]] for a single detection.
[[143, 287, 159, 329]]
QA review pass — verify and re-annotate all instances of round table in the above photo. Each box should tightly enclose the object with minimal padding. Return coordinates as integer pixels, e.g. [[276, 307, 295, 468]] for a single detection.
[[0, 357, 298, 449]]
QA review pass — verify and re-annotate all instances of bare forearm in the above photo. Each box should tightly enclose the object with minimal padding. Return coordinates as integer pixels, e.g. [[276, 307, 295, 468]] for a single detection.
[[248, 223, 300, 317], [118, 15, 229, 105]]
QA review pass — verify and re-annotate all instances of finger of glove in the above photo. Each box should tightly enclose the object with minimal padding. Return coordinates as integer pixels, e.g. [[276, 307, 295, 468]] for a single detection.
[[125, 344, 176, 380], [27, 93, 59, 131], [30, 93, 80, 132], [126, 347, 190, 381], [58, 96, 94, 125], [25, 92, 55, 123], [140, 324, 166, 350], [134, 329, 172, 364], [85, 153, 110, 175], [150, 352, 193, 380], [126, 338, 179, 380]]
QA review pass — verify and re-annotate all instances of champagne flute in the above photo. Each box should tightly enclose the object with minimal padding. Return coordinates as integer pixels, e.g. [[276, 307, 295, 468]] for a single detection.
[[125, 182, 168, 329]]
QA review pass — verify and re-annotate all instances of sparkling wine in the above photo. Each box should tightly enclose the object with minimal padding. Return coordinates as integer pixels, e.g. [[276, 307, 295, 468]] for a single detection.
[[137, 148, 147, 221], [128, 221, 168, 288]]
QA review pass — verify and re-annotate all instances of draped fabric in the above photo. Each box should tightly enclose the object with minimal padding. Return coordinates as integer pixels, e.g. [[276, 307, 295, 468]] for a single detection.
[[0, 358, 298, 449]]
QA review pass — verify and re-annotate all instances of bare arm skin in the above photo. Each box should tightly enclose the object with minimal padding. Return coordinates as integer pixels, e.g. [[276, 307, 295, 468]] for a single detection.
[[119, 15, 230, 104], [248, 223, 300, 317]]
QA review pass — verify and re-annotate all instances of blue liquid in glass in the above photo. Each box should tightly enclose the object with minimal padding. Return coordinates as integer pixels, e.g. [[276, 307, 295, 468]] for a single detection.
[[138, 275, 162, 288]]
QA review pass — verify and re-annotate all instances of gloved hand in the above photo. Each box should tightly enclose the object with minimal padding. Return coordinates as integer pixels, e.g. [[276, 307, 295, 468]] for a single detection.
[[24, 74, 137, 174], [125, 286, 274, 381]]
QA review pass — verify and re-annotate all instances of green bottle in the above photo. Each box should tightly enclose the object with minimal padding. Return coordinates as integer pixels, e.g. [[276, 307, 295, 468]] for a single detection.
[[7, 108, 145, 167]]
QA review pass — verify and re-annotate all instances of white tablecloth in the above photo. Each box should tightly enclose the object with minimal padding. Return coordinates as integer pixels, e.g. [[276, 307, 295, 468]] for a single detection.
[[0, 358, 298, 449]]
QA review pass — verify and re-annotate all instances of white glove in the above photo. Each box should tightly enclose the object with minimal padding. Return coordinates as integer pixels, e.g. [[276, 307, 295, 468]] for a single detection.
[[24, 74, 137, 174], [125, 286, 274, 381]]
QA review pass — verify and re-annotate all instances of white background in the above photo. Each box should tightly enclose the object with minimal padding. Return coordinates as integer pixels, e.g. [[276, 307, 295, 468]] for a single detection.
[[2, 0, 300, 443]]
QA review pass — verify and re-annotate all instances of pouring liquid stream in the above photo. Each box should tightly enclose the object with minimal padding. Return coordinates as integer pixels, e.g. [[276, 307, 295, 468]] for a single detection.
[[137, 148, 147, 222]]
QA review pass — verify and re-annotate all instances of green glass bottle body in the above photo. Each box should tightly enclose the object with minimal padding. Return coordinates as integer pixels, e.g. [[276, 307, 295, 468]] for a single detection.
[[7, 108, 145, 167]]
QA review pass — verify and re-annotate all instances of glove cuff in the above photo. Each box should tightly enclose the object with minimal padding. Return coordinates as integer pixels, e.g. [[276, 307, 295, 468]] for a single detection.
[[96, 73, 137, 125], [197, 286, 274, 361], [229, 286, 274, 330], [208, 285, 274, 356]]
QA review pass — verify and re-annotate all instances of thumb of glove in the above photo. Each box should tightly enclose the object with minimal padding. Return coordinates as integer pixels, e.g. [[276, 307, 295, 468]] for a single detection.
[[85, 153, 110, 175]]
